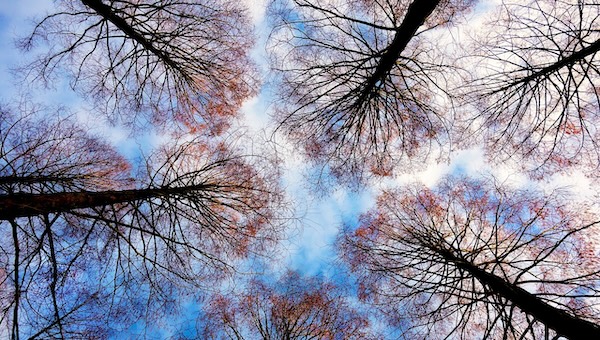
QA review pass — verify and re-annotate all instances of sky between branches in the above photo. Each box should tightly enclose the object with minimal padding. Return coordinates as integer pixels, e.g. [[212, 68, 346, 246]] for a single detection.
[[0, 0, 599, 337], [1, 0, 597, 282]]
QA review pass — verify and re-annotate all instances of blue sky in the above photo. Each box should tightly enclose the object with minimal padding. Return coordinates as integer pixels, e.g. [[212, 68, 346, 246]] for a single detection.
[[0, 3, 379, 336], [1, 1, 598, 338], [0, 0, 558, 278]]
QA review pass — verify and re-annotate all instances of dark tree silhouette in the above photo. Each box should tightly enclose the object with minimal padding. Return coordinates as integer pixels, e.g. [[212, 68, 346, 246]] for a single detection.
[[464, 0, 600, 177], [20, 0, 257, 131], [4, 0, 600, 338], [0, 107, 283, 338], [340, 176, 600, 339], [200, 271, 378, 339], [269, 0, 475, 182], [0, 106, 132, 339]]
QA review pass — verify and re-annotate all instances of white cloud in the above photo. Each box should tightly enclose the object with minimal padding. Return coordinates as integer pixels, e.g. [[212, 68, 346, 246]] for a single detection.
[[243, 0, 268, 25]]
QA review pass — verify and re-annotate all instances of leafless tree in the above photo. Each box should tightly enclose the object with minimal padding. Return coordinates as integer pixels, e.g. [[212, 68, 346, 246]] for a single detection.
[[0, 107, 283, 338], [0, 105, 132, 338], [340, 176, 600, 339], [463, 0, 600, 177], [200, 271, 378, 339], [268, 0, 474, 183], [19, 0, 257, 132]]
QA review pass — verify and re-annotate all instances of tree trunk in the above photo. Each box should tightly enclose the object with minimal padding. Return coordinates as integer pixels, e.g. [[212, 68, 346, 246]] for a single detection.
[[0, 184, 211, 220], [437, 247, 600, 340], [359, 0, 441, 102], [80, 0, 182, 72], [499, 38, 600, 91]]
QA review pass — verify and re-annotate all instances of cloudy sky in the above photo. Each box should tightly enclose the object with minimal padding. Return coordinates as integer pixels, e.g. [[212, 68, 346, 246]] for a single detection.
[[0, 0, 377, 278], [1, 0, 598, 338], [0, 0, 594, 292]]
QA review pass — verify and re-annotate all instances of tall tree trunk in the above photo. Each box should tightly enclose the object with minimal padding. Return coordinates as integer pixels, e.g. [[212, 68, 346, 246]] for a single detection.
[[0, 184, 213, 220], [80, 0, 183, 73], [358, 0, 441, 102], [499, 38, 600, 91], [436, 247, 600, 340]]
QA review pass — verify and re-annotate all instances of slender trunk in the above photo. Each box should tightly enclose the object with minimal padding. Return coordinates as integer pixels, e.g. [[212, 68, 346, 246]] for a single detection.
[[437, 247, 600, 340], [0, 185, 211, 220], [499, 38, 600, 91], [80, 0, 183, 73], [44, 215, 65, 338], [358, 0, 441, 102], [10, 220, 19, 340]]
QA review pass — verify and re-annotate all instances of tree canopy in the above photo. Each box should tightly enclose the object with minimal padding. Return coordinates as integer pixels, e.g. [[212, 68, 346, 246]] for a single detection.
[[1, 0, 599, 339]]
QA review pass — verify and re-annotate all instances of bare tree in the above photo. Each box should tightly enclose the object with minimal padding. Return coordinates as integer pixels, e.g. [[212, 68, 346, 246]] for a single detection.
[[0, 107, 283, 338], [340, 176, 600, 339], [6, 0, 600, 338], [19, 0, 257, 131], [200, 271, 378, 339], [463, 0, 600, 177], [268, 0, 474, 182]]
